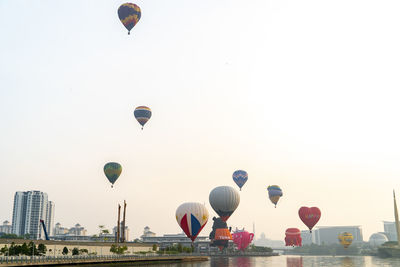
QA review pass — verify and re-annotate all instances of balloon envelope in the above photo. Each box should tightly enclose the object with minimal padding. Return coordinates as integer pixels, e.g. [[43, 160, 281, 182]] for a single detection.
[[134, 106, 152, 129], [118, 3, 141, 34], [267, 185, 283, 207], [104, 162, 122, 187], [232, 230, 254, 251], [232, 170, 248, 190], [209, 186, 240, 222], [176, 202, 208, 242], [285, 228, 302, 247], [338, 232, 354, 248], [298, 207, 321, 232]]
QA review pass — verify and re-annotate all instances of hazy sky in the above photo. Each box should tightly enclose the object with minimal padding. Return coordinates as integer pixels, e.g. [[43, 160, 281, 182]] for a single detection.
[[1, 0, 400, 241]]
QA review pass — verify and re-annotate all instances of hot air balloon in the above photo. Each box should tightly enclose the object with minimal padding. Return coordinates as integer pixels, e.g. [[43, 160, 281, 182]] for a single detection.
[[285, 228, 302, 247], [209, 217, 231, 251], [338, 232, 354, 248], [298, 207, 321, 232], [232, 230, 254, 251], [104, 162, 122, 188], [175, 202, 209, 242], [118, 3, 141, 35], [134, 106, 152, 130], [232, 170, 248, 191], [209, 186, 240, 222], [267, 185, 283, 208]]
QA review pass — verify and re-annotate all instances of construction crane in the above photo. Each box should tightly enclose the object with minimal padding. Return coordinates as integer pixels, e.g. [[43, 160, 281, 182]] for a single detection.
[[40, 219, 49, 241]]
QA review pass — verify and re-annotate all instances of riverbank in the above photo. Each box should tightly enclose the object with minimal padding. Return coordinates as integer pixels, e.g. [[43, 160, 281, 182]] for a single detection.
[[0, 255, 209, 266]]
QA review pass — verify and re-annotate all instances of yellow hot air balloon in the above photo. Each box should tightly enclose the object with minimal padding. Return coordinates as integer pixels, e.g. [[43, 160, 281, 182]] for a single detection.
[[338, 232, 353, 248]]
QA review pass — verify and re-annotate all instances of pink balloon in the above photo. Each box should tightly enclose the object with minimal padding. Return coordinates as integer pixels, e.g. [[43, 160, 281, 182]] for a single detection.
[[232, 230, 254, 251]]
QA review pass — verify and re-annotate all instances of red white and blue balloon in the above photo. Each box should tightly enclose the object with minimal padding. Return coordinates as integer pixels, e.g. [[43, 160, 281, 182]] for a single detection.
[[176, 202, 209, 242], [232, 170, 248, 191]]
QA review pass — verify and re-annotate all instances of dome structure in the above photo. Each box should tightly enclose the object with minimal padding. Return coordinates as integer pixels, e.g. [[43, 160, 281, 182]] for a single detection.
[[369, 233, 388, 247]]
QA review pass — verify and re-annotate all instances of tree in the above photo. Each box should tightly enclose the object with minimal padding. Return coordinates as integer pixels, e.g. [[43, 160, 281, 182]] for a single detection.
[[37, 244, 47, 256], [110, 245, 127, 254], [72, 247, 79, 256], [62, 247, 69, 255], [0, 245, 8, 256], [152, 244, 157, 251], [21, 243, 30, 255]]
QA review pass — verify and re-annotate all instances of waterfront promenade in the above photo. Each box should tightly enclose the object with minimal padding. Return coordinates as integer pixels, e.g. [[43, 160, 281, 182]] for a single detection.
[[0, 254, 209, 266]]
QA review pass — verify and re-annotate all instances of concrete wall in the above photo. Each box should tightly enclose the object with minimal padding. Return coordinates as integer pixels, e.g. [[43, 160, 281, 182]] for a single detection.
[[0, 239, 156, 256]]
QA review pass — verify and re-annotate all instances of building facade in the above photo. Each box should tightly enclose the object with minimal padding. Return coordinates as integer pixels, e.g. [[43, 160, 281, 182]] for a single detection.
[[0, 221, 12, 234], [313, 226, 363, 245], [11, 191, 55, 239], [383, 221, 397, 241]]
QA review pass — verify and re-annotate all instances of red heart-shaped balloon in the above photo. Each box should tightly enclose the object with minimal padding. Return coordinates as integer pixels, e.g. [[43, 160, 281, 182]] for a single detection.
[[298, 206, 321, 232]]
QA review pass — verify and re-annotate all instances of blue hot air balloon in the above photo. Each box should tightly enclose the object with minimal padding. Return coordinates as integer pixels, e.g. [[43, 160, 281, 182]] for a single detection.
[[232, 170, 248, 191]]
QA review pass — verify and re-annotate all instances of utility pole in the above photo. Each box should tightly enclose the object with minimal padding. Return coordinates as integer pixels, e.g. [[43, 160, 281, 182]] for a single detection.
[[122, 200, 127, 243], [117, 204, 121, 244]]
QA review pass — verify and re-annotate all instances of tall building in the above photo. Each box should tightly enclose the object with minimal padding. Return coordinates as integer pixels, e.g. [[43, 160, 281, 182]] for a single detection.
[[313, 226, 363, 245], [383, 221, 397, 241], [11, 191, 55, 239], [300, 230, 314, 245]]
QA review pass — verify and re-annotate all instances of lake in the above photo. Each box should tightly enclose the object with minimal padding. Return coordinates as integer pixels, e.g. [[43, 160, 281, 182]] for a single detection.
[[132, 255, 400, 267]]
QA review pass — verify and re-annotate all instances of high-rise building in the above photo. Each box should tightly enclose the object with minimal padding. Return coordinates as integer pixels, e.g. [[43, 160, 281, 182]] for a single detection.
[[383, 221, 397, 241], [11, 191, 55, 240], [301, 230, 314, 245], [313, 226, 363, 245]]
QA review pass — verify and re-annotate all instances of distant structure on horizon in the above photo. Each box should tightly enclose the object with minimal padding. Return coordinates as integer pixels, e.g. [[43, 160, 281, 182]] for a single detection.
[[0, 220, 12, 234], [11, 191, 55, 239], [253, 232, 285, 247], [369, 233, 388, 247]]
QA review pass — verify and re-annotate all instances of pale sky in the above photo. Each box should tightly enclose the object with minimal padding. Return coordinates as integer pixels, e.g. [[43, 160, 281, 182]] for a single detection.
[[1, 0, 400, 241]]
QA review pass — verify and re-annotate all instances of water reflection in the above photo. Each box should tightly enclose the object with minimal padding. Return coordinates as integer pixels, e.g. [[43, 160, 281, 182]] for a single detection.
[[210, 257, 230, 267], [233, 257, 252, 267], [286, 257, 303, 267], [341, 256, 354, 267]]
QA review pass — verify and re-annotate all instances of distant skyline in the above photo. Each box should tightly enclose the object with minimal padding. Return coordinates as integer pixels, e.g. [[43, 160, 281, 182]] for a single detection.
[[1, 0, 400, 241]]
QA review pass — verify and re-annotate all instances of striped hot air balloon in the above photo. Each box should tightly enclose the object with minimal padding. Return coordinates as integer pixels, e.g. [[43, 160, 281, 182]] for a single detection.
[[267, 185, 283, 208], [232, 170, 248, 191], [176, 202, 209, 242], [118, 3, 141, 35], [104, 162, 122, 188], [134, 106, 152, 130]]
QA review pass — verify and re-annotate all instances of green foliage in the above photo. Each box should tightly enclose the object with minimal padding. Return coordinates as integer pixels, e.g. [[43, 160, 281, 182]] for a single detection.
[[152, 244, 157, 251], [248, 245, 273, 252], [110, 244, 128, 254], [0, 234, 21, 239], [0, 242, 42, 256], [72, 247, 79, 256], [62, 247, 69, 255], [37, 244, 47, 255], [80, 249, 89, 254]]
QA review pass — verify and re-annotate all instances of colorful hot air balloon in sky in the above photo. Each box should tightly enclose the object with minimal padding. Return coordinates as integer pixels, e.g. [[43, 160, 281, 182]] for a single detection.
[[267, 185, 283, 208], [118, 3, 141, 35], [232, 170, 248, 191], [285, 228, 302, 247], [104, 162, 122, 188], [134, 106, 152, 130], [298, 207, 321, 232], [176, 202, 209, 242], [209, 186, 240, 222], [338, 232, 354, 248], [232, 230, 254, 251]]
